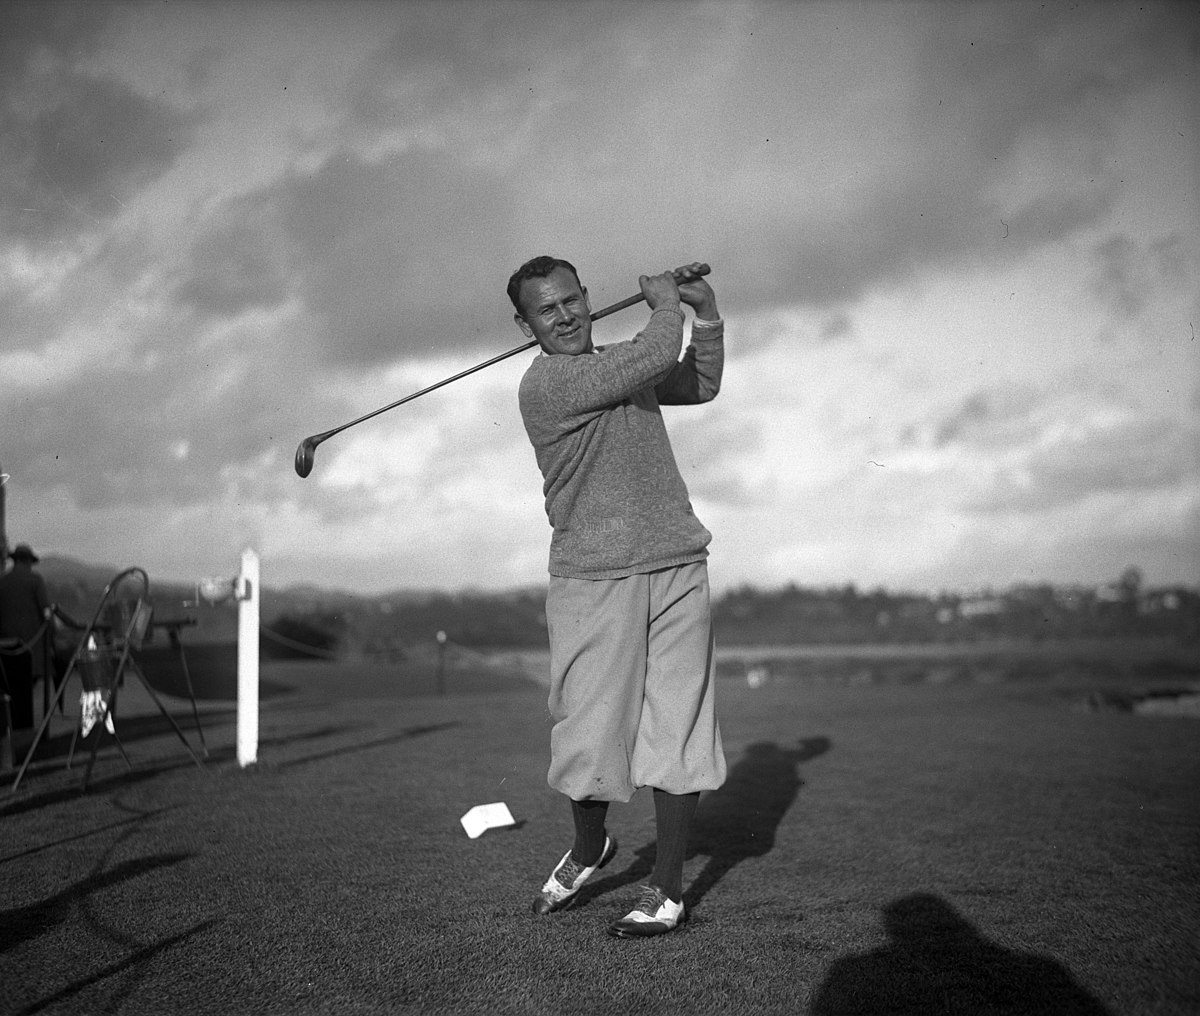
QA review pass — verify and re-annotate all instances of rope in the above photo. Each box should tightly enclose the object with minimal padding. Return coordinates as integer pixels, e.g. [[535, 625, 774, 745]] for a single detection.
[[254, 625, 533, 678], [50, 604, 86, 630], [438, 640, 498, 666], [258, 624, 341, 660], [0, 616, 52, 656]]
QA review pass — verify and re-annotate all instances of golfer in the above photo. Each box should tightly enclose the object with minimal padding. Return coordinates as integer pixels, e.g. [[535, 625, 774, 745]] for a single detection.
[[510, 256, 727, 938]]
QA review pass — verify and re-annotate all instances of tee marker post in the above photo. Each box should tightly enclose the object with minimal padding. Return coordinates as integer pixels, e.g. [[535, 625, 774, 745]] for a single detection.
[[236, 548, 259, 767]]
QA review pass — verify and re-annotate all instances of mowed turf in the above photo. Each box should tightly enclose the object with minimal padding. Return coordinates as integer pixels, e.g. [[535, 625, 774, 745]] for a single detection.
[[2, 652, 1198, 1015]]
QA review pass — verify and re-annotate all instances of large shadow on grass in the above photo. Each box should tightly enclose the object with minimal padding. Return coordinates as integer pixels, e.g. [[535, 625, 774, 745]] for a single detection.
[[1, 806, 183, 865], [0, 852, 191, 954], [1, 719, 336, 811], [1, 759, 207, 818], [810, 893, 1114, 1015], [12, 918, 219, 1016], [580, 736, 830, 911], [15, 708, 236, 767], [2, 721, 363, 816], [4, 719, 458, 816], [272, 721, 461, 769]]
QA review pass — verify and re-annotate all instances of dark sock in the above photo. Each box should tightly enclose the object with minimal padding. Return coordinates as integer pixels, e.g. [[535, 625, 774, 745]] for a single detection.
[[651, 789, 699, 903], [570, 799, 610, 866]]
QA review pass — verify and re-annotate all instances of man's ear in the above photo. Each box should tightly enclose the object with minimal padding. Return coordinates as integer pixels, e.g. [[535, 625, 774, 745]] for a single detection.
[[515, 313, 533, 338], [582, 287, 590, 315]]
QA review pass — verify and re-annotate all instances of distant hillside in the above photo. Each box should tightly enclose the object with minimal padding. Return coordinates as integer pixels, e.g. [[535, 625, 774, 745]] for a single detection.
[[33, 555, 469, 655], [37, 555, 239, 645], [27, 555, 1200, 661]]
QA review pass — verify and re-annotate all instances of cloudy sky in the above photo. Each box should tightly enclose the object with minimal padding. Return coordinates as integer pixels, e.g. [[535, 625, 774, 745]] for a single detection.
[[1, 0, 1196, 596]]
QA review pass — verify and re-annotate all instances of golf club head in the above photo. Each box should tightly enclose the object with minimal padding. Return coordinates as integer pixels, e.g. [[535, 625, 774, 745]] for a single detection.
[[295, 439, 316, 478]]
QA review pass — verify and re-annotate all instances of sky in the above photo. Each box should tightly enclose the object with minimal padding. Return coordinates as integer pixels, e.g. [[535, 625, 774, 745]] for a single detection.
[[1, 0, 1197, 597]]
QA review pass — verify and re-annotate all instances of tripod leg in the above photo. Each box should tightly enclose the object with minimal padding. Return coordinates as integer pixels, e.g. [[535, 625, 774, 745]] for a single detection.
[[175, 638, 208, 758], [128, 660, 205, 770], [67, 720, 80, 770], [81, 682, 127, 790], [110, 729, 132, 769], [10, 658, 78, 794]]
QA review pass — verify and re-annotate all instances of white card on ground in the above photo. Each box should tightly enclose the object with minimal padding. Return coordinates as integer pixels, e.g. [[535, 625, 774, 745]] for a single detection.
[[460, 801, 516, 838]]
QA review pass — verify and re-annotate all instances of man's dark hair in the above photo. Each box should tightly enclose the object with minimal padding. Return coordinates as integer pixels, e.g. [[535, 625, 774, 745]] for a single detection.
[[507, 256, 583, 316]]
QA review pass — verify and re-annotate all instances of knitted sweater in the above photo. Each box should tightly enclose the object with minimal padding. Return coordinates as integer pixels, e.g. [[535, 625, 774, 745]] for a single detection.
[[518, 303, 724, 579]]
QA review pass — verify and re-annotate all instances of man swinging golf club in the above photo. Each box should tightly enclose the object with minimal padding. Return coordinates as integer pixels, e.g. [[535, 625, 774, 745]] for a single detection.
[[510, 256, 727, 938]]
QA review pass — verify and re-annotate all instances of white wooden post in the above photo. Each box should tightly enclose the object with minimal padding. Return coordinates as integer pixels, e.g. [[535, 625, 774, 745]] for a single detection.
[[237, 548, 259, 767]]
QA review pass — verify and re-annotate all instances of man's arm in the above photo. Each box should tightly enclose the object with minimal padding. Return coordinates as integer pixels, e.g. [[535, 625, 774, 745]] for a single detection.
[[536, 307, 685, 416], [655, 273, 723, 405], [655, 321, 723, 405], [527, 271, 687, 417]]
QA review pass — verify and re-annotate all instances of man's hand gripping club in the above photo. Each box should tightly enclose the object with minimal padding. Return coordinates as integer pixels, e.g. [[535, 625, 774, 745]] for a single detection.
[[640, 261, 719, 320]]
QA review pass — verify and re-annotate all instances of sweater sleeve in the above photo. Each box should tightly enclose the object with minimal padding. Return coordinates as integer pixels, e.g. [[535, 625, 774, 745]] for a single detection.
[[654, 318, 724, 405], [534, 305, 685, 417]]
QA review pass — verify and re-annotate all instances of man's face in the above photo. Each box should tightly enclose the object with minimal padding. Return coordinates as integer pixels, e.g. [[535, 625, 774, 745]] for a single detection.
[[514, 267, 593, 355]]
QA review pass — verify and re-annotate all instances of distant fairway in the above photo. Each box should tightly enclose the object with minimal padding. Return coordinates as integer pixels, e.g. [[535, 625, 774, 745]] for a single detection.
[[2, 644, 1198, 1015]]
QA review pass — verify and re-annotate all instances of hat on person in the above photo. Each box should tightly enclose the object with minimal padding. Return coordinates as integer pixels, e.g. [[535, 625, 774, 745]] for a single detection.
[[10, 543, 39, 563]]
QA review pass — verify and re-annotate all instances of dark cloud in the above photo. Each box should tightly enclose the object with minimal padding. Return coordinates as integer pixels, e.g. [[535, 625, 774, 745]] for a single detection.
[[0, 0, 107, 82], [172, 215, 291, 319], [160, 0, 1188, 373], [277, 154, 519, 362], [341, 0, 716, 138], [342, 2, 560, 133], [700, 2, 1186, 320], [0, 1, 196, 245], [174, 149, 522, 365]]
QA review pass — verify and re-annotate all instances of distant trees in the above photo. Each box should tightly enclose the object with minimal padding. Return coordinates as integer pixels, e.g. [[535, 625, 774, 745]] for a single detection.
[[259, 576, 1198, 654], [710, 573, 1198, 646], [43, 562, 1199, 657]]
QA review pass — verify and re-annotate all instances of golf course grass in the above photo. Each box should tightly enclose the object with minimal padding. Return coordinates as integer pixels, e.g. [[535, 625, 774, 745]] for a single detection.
[[2, 646, 1197, 1015]]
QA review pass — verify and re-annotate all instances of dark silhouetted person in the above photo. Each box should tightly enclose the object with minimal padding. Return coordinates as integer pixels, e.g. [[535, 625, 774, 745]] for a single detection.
[[0, 543, 52, 730], [811, 892, 1113, 1015]]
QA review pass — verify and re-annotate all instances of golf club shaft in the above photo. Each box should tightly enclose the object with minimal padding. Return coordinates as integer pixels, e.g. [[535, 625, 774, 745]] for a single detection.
[[296, 262, 709, 476]]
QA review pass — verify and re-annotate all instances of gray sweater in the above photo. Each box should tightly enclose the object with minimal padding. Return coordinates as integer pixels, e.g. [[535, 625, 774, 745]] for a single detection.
[[518, 303, 724, 579]]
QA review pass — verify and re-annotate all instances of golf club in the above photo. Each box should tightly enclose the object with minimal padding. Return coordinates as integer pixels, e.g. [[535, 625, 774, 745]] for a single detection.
[[294, 262, 710, 478]]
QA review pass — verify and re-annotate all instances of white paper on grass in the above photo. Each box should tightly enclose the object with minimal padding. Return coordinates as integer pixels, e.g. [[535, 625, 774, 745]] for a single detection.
[[460, 802, 516, 838]]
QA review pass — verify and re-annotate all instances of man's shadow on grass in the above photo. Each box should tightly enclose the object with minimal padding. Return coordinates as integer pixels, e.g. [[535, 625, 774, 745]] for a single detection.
[[810, 892, 1114, 1016], [579, 736, 830, 911]]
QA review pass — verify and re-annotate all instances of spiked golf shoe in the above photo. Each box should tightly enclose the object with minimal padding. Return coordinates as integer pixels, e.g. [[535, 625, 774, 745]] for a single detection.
[[532, 835, 618, 915], [607, 885, 686, 938]]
